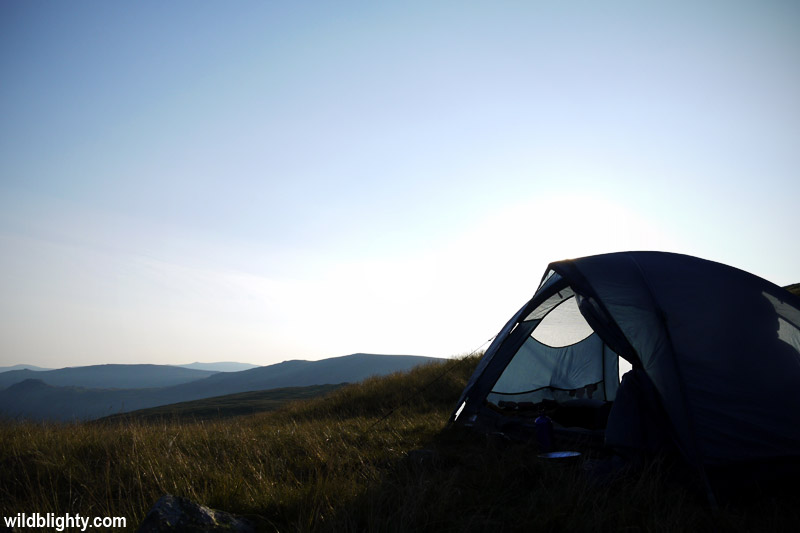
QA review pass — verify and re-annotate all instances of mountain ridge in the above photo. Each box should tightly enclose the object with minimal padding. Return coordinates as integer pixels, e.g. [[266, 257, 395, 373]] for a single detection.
[[177, 362, 260, 372], [0, 364, 219, 390], [0, 364, 52, 373], [0, 353, 441, 421]]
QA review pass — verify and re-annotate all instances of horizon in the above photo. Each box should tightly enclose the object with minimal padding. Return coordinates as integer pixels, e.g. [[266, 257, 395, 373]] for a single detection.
[[0, 351, 445, 371], [2, 1, 799, 368]]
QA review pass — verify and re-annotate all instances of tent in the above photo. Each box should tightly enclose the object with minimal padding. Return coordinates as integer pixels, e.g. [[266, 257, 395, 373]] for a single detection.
[[451, 251, 800, 475]]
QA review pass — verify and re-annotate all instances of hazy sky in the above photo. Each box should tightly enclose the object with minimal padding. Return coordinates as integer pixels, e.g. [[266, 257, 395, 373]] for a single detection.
[[1, 1, 798, 368]]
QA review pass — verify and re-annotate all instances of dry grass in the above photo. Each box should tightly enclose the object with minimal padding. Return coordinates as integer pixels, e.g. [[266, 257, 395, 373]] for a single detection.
[[0, 357, 474, 530]]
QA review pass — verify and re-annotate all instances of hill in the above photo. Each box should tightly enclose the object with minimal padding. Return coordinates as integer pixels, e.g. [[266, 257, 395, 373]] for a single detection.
[[176, 362, 260, 372], [0, 364, 52, 373], [0, 364, 218, 390], [0, 353, 440, 421], [165, 353, 441, 399], [786, 283, 800, 297], [99, 384, 344, 422], [0, 379, 166, 421]]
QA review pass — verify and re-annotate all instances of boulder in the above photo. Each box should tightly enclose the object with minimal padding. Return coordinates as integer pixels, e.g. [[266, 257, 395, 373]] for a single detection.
[[137, 494, 255, 532]]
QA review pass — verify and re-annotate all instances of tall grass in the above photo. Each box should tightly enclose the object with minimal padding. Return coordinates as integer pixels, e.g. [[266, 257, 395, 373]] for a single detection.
[[0, 356, 475, 530], [1, 354, 798, 531]]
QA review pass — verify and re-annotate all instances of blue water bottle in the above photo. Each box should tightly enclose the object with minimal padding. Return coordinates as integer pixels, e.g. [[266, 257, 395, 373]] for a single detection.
[[535, 413, 554, 453]]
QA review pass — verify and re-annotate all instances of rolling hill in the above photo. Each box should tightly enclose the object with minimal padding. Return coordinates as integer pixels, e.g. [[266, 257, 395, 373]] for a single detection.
[[176, 362, 261, 372], [98, 384, 344, 422], [0, 364, 52, 373], [0, 354, 440, 421], [163, 353, 440, 399], [0, 364, 218, 390]]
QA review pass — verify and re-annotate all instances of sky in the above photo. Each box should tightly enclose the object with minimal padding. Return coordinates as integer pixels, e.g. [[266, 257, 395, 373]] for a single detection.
[[1, 1, 798, 368]]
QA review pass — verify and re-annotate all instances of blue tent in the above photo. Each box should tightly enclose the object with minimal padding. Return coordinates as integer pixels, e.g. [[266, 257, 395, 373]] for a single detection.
[[452, 252, 800, 471]]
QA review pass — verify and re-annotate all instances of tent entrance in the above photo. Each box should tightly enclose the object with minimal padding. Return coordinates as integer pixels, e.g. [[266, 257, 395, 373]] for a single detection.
[[485, 287, 622, 431]]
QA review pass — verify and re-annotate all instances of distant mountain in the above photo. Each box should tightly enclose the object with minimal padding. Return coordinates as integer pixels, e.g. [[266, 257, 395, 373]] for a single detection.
[[0, 354, 440, 421], [168, 353, 441, 399], [0, 364, 52, 373], [0, 364, 218, 390], [177, 362, 260, 372]]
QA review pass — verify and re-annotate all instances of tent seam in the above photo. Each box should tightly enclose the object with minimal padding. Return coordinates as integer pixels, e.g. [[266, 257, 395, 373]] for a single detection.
[[625, 253, 718, 506]]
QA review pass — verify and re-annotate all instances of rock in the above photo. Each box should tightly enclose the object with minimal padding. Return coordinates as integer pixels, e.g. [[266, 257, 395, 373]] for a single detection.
[[137, 494, 255, 532]]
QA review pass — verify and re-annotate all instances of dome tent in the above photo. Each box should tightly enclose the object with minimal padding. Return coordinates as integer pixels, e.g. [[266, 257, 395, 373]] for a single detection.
[[451, 252, 800, 473]]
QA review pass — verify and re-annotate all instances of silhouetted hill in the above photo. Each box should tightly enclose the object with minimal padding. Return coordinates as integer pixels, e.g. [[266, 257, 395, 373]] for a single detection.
[[169, 353, 440, 399], [177, 362, 260, 372], [0, 364, 52, 373], [786, 283, 800, 297], [0, 354, 440, 421], [0, 379, 167, 421], [0, 364, 218, 390]]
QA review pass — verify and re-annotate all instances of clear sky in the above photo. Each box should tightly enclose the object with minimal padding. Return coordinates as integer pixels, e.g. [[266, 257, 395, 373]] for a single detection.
[[1, 1, 798, 368]]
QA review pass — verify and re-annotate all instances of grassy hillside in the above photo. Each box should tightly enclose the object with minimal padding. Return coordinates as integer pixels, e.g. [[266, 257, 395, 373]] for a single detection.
[[786, 283, 800, 297], [1, 355, 797, 531], [99, 384, 344, 423]]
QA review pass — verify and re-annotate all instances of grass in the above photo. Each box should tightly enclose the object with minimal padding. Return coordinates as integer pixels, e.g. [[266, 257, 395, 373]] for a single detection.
[[1, 355, 799, 531], [785, 283, 800, 297]]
